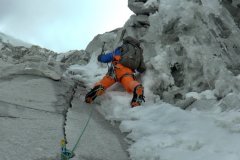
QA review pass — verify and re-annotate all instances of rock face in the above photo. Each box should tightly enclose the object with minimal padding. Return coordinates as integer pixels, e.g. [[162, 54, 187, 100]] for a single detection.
[[0, 34, 128, 160], [0, 41, 63, 80], [58, 50, 89, 66], [0, 34, 74, 159], [0, 75, 65, 160], [222, 0, 240, 28], [128, 0, 159, 15], [0, 38, 91, 80]]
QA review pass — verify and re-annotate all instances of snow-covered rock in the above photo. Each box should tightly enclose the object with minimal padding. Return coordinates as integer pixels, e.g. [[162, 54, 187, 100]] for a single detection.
[[128, 0, 159, 15], [57, 50, 89, 67], [0, 35, 66, 80], [85, 0, 240, 110]]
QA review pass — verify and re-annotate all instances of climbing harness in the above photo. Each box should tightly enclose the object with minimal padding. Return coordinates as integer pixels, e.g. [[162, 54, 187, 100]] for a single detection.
[[60, 106, 94, 160]]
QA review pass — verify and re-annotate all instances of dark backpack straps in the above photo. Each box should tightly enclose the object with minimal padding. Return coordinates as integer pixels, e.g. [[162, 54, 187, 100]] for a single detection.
[[120, 44, 129, 56]]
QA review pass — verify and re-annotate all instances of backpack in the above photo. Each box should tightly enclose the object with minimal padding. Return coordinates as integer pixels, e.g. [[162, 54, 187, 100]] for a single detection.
[[119, 38, 143, 71]]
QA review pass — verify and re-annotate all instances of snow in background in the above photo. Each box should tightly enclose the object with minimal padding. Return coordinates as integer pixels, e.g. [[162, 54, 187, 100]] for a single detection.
[[0, 32, 31, 48]]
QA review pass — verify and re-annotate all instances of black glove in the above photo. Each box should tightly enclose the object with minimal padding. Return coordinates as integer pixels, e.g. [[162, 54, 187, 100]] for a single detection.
[[137, 65, 146, 73], [97, 55, 102, 62]]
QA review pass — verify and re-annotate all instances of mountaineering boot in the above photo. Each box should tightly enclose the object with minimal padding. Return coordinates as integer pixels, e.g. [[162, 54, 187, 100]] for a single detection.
[[85, 85, 105, 103], [131, 85, 145, 107]]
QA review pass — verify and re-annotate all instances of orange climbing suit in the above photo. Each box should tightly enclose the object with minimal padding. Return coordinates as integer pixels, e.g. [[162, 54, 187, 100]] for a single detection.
[[94, 55, 141, 94]]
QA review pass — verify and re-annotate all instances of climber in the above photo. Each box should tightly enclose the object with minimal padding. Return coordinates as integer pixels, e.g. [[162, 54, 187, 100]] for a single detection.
[[85, 36, 146, 107]]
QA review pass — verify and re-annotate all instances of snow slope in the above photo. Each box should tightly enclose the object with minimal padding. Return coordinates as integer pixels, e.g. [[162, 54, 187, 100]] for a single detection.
[[65, 53, 240, 160]]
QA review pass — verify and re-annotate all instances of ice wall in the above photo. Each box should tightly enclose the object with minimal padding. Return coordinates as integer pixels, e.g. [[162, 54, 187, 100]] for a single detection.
[[86, 0, 240, 110]]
